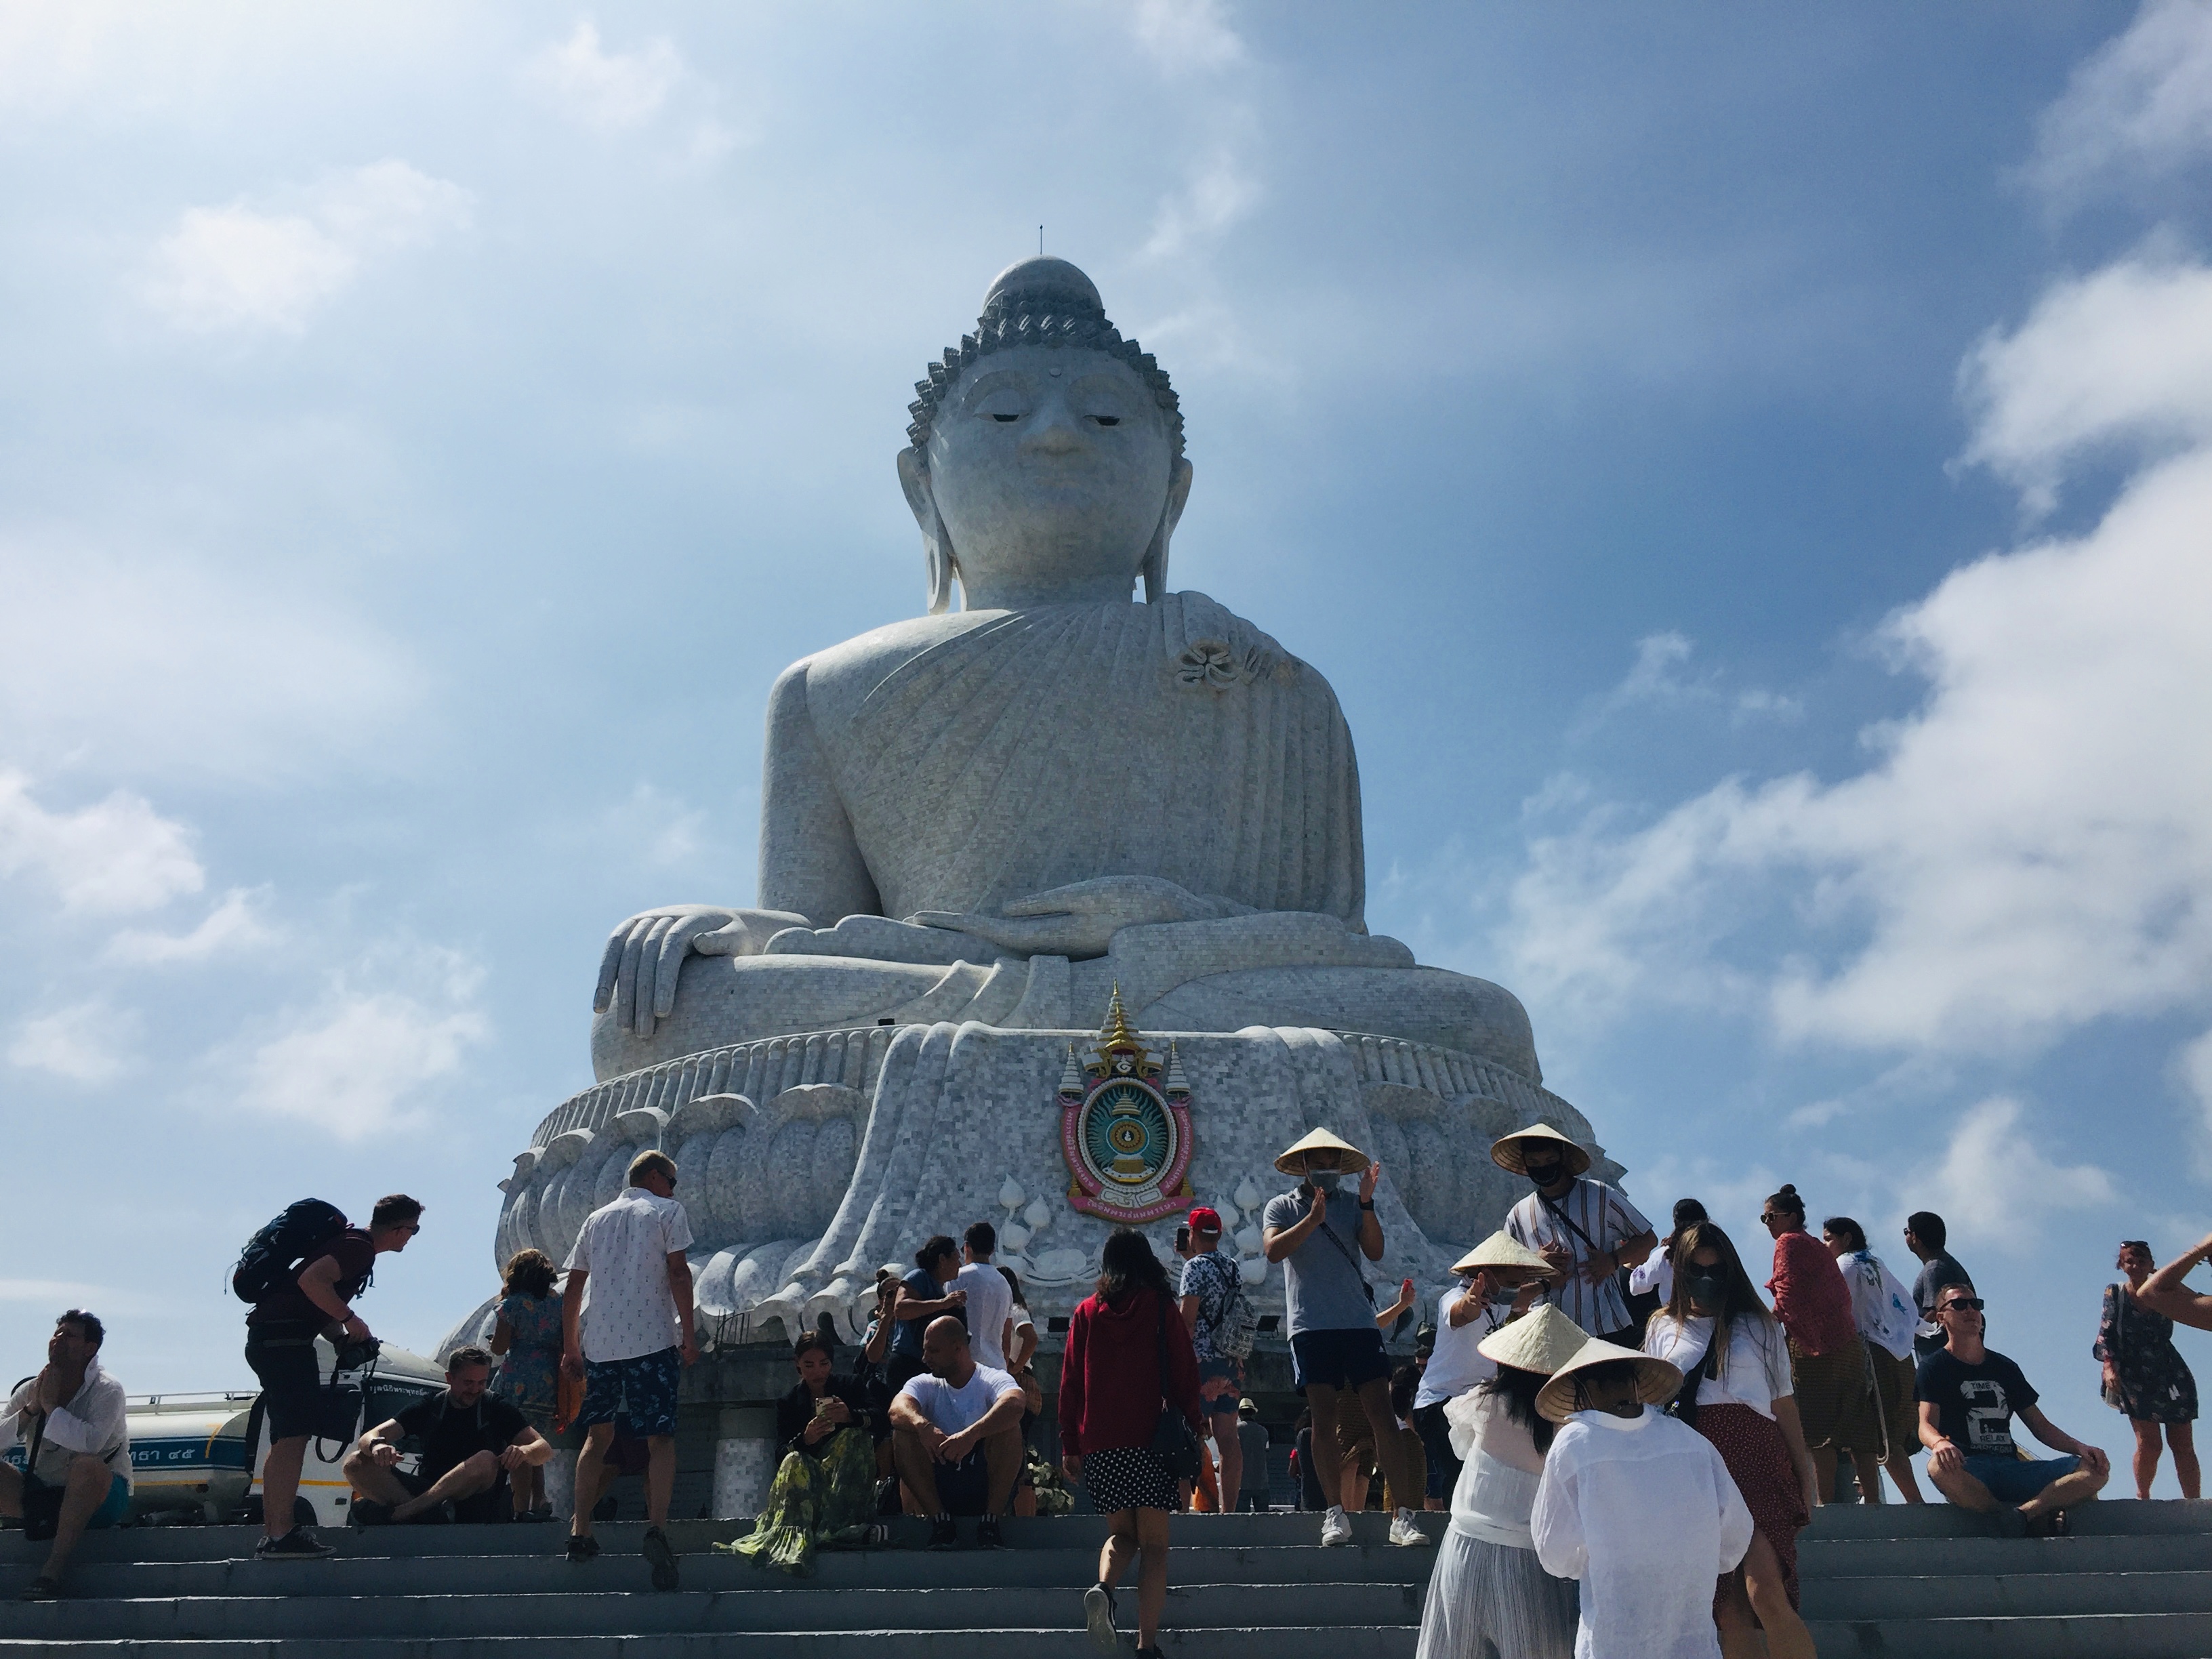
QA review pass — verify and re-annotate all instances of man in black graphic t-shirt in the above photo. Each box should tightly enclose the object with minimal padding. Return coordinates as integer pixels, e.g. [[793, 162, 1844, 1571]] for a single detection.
[[342, 1347, 550, 1525], [1916, 1284, 2108, 1534]]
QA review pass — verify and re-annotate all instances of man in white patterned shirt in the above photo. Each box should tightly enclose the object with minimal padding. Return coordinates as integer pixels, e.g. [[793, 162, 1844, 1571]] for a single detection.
[[561, 1149, 695, 1589], [1496, 1124, 1656, 1343]]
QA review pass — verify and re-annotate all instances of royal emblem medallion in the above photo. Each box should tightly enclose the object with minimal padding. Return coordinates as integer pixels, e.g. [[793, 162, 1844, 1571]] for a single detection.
[[1058, 989, 1195, 1223]]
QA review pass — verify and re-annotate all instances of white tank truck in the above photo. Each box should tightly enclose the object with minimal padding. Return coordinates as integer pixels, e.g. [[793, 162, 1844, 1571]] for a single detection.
[[9, 1341, 451, 1530]]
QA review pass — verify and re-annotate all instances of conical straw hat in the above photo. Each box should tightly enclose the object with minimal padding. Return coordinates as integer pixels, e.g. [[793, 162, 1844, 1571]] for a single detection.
[[1451, 1231, 1555, 1277], [1273, 1126, 1372, 1177], [1489, 1122, 1593, 1178], [1535, 1334, 1683, 1423], [1475, 1303, 1589, 1376]]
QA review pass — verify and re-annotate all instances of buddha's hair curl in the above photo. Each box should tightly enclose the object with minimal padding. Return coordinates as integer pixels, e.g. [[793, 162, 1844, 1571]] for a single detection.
[[905, 299, 1184, 464]]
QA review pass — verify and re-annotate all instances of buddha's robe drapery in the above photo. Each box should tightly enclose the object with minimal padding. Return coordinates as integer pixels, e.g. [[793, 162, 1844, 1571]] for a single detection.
[[795, 592, 1365, 928]]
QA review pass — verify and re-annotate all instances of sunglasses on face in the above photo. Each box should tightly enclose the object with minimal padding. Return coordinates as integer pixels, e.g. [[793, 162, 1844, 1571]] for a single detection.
[[1941, 1298, 1985, 1313]]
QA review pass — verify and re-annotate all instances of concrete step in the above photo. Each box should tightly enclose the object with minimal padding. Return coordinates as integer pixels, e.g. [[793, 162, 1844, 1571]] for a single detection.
[[0, 1636, 1415, 1659], [1807, 1611, 2212, 1658], [1799, 1531, 2211, 1577], [1803, 1568, 2212, 1621], [1803, 1498, 2212, 1538], [0, 1580, 1425, 1641], [0, 1542, 1432, 1601]]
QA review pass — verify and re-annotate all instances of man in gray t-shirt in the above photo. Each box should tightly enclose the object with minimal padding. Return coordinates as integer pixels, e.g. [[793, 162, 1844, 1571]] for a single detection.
[[1261, 1128, 1429, 1550]]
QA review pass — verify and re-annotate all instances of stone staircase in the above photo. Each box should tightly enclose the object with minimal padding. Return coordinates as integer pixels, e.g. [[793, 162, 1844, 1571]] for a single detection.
[[1801, 1498, 2212, 1657], [7, 1501, 2212, 1656]]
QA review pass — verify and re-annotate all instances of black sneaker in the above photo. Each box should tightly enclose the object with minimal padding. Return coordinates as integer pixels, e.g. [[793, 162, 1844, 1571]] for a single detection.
[[1990, 1506, 2029, 1539], [642, 1526, 680, 1592], [255, 1528, 336, 1560], [566, 1533, 601, 1563], [348, 1500, 395, 1530], [1082, 1582, 1119, 1654], [18, 1576, 60, 1602], [926, 1513, 959, 1551], [975, 1515, 1004, 1550]]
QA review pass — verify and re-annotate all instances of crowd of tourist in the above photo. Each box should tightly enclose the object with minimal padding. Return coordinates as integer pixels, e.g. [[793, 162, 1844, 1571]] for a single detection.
[[8, 1122, 2212, 1658]]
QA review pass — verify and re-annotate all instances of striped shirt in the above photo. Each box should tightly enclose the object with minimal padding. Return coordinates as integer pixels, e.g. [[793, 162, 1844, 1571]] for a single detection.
[[1504, 1178, 1653, 1336]]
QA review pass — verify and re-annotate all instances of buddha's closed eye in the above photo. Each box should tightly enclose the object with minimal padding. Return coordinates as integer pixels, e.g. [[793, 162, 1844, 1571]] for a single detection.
[[991, 413, 1019, 423], [1092, 415, 1120, 427]]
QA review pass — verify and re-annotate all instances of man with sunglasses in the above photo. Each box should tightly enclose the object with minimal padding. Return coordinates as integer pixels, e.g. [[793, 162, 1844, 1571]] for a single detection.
[[560, 1149, 696, 1587], [1916, 1285, 2109, 1536]]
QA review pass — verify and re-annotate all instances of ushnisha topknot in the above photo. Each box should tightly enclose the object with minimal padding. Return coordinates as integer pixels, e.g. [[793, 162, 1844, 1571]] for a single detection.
[[906, 255, 1184, 464]]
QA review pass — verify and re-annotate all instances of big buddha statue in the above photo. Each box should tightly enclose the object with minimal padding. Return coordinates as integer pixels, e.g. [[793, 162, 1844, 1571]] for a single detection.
[[588, 256, 1541, 1087]]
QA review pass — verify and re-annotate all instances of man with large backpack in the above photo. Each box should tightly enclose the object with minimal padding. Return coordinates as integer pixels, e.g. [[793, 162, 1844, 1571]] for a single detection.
[[1177, 1206, 1256, 1509], [239, 1194, 424, 1559]]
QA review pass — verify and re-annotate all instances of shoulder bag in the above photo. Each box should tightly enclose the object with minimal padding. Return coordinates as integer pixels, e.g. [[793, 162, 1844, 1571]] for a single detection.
[[1149, 1294, 1203, 1482]]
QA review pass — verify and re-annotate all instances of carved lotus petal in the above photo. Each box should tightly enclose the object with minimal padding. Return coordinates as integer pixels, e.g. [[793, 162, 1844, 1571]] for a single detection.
[[1178, 639, 1239, 689]]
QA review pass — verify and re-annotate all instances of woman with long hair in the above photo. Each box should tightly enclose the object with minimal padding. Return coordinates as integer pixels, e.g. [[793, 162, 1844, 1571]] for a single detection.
[[1643, 1221, 1820, 1659], [722, 1331, 888, 1574], [2099, 1240, 2200, 1499], [1414, 1304, 1584, 1659], [488, 1248, 561, 1520], [1060, 1228, 1202, 1659]]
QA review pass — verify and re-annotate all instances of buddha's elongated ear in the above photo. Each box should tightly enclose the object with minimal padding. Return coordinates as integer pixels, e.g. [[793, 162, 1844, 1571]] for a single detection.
[[1141, 457, 1195, 604], [898, 447, 958, 615]]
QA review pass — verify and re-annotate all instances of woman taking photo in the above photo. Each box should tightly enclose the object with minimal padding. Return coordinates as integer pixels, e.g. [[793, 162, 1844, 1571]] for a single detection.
[[1415, 1304, 1584, 1659], [487, 1248, 562, 1521], [2098, 1240, 2200, 1500], [725, 1331, 888, 1574], [1060, 1228, 1202, 1659], [1643, 1221, 1820, 1659]]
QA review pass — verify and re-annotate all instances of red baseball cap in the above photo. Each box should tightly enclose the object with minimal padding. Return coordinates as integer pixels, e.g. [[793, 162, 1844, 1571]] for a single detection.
[[1187, 1206, 1224, 1234]]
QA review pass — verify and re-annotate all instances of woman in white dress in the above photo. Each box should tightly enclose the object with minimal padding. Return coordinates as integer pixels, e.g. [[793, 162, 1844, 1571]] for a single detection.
[[1414, 1303, 1588, 1659]]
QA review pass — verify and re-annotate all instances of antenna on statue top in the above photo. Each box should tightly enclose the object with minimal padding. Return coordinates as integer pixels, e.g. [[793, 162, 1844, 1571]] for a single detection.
[[1039, 224, 1044, 255]]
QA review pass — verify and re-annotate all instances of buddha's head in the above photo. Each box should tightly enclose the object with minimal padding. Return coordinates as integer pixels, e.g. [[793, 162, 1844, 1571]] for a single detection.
[[899, 258, 1194, 613]]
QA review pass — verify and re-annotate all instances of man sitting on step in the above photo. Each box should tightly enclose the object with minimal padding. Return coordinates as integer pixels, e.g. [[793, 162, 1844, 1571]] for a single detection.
[[888, 1315, 1025, 1549], [344, 1347, 551, 1525], [1917, 1285, 2110, 1536]]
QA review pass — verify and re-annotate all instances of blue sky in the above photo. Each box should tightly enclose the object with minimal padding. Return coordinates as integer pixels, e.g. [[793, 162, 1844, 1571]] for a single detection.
[[6, 1, 2212, 1488]]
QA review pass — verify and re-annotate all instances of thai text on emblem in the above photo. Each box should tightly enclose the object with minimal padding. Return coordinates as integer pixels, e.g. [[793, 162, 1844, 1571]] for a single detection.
[[1058, 989, 1194, 1224]]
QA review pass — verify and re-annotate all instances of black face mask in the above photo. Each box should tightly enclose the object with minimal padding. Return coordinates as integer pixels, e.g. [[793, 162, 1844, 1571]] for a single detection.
[[1685, 1273, 1727, 1309], [1524, 1161, 1565, 1189]]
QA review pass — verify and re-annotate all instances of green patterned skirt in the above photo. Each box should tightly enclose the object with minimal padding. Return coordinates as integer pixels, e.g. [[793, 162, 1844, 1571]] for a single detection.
[[719, 1429, 881, 1576]]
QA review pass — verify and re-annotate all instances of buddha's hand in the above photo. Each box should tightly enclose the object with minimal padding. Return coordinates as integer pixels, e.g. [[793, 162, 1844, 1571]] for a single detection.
[[910, 876, 1252, 960], [594, 905, 810, 1036]]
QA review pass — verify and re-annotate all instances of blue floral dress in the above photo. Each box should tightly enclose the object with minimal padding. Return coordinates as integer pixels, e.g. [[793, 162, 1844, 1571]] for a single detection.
[[495, 1290, 563, 1429]]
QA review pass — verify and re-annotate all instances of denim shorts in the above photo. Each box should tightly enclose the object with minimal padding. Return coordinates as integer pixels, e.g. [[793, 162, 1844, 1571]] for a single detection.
[[577, 1346, 681, 1439], [1963, 1452, 2079, 1505], [1288, 1327, 1390, 1392]]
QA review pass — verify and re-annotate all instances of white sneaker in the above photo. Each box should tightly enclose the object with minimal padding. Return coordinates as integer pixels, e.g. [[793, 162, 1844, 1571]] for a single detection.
[[1320, 1504, 1353, 1547], [1388, 1509, 1432, 1548]]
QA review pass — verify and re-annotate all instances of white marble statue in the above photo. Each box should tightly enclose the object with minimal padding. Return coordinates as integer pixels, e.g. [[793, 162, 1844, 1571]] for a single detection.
[[588, 257, 1540, 1086]]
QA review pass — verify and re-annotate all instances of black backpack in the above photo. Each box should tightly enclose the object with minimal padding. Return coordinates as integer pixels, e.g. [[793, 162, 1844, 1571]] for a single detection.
[[232, 1200, 350, 1303]]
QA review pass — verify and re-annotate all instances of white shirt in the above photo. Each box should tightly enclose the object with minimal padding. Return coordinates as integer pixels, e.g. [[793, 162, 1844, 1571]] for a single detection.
[[1414, 1286, 1504, 1409], [1505, 1178, 1653, 1336], [953, 1261, 1015, 1372], [2, 1357, 130, 1488], [897, 1364, 1021, 1435], [1838, 1249, 1919, 1361], [1008, 1303, 1036, 1364], [1532, 1408, 1755, 1659], [1629, 1250, 1673, 1305], [562, 1187, 695, 1364], [1642, 1312, 1793, 1421], [1445, 1390, 1545, 1549]]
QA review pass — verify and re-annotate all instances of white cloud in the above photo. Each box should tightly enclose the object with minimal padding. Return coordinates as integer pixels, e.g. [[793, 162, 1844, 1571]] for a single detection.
[[0, 771, 202, 914], [1959, 251, 2212, 514], [1502, 255, 2212, 1061], [1143, 147, 1261, 262], [110, 887, 277, 964], [1574, 632, 1801, 736], [0, 540, 422, 780], [2027, 0, 2212, 203], [142, 159, 472, 335], [1922, 1097, 2117, 1249], [9, 1001, 138, 1084], [1130, 0, 1246, 75], [227, 948, 488, 1141], [2179, 1025, 2212, 1171], [522, 21, 682, 131]]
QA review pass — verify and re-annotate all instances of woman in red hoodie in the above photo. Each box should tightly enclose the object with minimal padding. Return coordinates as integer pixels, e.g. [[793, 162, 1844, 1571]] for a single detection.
[[1763, 1183, 1881, 1502], [1061, 1227, 1203, 1658]]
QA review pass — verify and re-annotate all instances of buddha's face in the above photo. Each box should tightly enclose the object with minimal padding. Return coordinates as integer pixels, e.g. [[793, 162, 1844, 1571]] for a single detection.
[[906, 345, 1189, 608]]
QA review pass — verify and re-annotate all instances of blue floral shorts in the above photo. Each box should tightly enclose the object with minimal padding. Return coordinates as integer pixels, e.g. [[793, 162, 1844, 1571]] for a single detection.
[[578, 1345, 681, 1439]]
